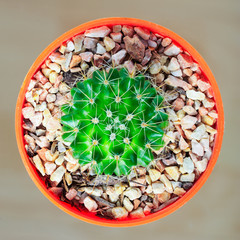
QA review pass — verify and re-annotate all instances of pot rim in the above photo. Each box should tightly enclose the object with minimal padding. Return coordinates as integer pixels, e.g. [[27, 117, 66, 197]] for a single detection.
[[15, 17, 224, 227]]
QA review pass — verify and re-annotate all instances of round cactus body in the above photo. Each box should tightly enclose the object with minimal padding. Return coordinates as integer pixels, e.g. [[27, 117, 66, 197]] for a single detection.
[[61, 68, 168, 176]]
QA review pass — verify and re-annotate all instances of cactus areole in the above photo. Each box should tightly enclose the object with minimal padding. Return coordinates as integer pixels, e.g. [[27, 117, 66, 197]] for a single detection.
[[61, 68, 168, 176]]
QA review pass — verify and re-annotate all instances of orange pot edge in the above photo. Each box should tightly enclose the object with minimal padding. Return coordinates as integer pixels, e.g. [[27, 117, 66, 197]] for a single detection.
[[15, 17, 224, 227]]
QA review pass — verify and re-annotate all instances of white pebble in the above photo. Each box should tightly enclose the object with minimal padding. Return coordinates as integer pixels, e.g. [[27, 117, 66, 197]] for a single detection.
[[130, 207, 145, 218], [186, 90, 205, 101], [182, 106, 197, 115], [35, 136, 50, 148], [106, 186, 120, 202], [148, 169, 161, 182], [202, 98, 215, 108], [83, 196, 98, 212], [29, 112, 42, 127], [66, 40, 75, 52], [72, 34, 84, 52], [104, 36, 115, 51], [152, 182, 165, 194], [195, 158, 208, 172], [123, 197, 134, 212], [45, 162, 56, 175], [166, 108, 178, 122], [46, 94, 56, 103], [84, 187, 103, 197], [85, 26, 111, 38], [171, 181, 182, 190], [112, 207, 128, 219], [197, 80, 210, 92], [150, 60, 161, 74], [191, 124, 206, 140], [168, 57, 180, 71], [58, 141, 66, 153], [45, 116, 61, 132], [96, 43, 106, 54], [27, 80, 37, 91], [165, 167, 180, 181], [191, 139, 204, 156], [183, 157, 194, 173], [59, 82, 70, 93], [123, 187, 141, 200], [50, 166, 66, 184], [171, 69, 182, 77], [194, 100, 201, 110], [181, 115, 197, 129], [164, 44, 181, 56], [35, 102, 47, 112], [22, 106, 35, 119], [179, 136, 189, 150], [160, 174, 173, 193], [180, 173, 195, 182], [204, 148, 212, 160], [200, 137, 210, 152], [33, 155, 45, 176]]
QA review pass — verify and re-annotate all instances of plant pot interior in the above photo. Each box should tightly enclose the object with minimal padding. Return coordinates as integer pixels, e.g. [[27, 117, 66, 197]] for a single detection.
[[16, 18, 224, 227]]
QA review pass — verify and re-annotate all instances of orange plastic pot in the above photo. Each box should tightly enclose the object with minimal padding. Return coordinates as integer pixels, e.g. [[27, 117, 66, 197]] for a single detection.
[[16, 17, 224, 227]]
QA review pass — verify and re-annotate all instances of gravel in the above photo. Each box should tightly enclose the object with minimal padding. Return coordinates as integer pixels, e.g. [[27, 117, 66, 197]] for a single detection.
[[22, 24, 218, 220]]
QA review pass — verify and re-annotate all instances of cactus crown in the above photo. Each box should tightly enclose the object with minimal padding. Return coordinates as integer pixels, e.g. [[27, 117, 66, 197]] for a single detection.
[[61, 68, 168, 176]]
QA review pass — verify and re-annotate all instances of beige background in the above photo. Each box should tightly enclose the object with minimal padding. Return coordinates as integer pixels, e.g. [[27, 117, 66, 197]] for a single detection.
[[0, 0, 239, 239]]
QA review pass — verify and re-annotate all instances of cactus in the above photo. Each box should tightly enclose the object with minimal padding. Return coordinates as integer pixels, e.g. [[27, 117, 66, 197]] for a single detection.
[[60, 68, 168, 176]]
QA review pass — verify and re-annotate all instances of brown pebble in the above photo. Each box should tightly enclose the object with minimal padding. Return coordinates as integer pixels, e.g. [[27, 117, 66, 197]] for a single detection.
[[94, 54, 104, 67], [172, 98, 185, 111], [123, 35, 145, 62], [150, 32, 157, 41], [111, 43, 121, 54], [134, 27, 150, 40], [83, 37, 97, 49], [141, 49, 152, 66], [112, 25, 122, 33], [161, 38, 172, 47], [112, 49, 127, 66], [124, 60, 135, 74], [122, 25, 134, 37], [156, 160, 165, 173], [182, 182, 193, 190], [186, 99, 194, 106], [148, 40, 157, 49], [199, 107, 208, 116], [133, 199, 141, 209], [103, 52, 111, 60], [110, 32, 122, 43], [80, 52, 93, 62]]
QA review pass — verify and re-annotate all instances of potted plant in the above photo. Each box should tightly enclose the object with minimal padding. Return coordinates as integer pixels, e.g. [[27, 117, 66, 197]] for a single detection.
[[15, 17, 224, 227]]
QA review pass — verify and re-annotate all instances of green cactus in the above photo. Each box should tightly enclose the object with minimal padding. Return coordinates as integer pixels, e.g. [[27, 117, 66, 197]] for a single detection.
[[60, 68, 168, 176]]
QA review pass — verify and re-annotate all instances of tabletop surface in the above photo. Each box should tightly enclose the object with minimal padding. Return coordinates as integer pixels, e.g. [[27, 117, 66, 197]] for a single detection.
[[0, 0, 239, 239]]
